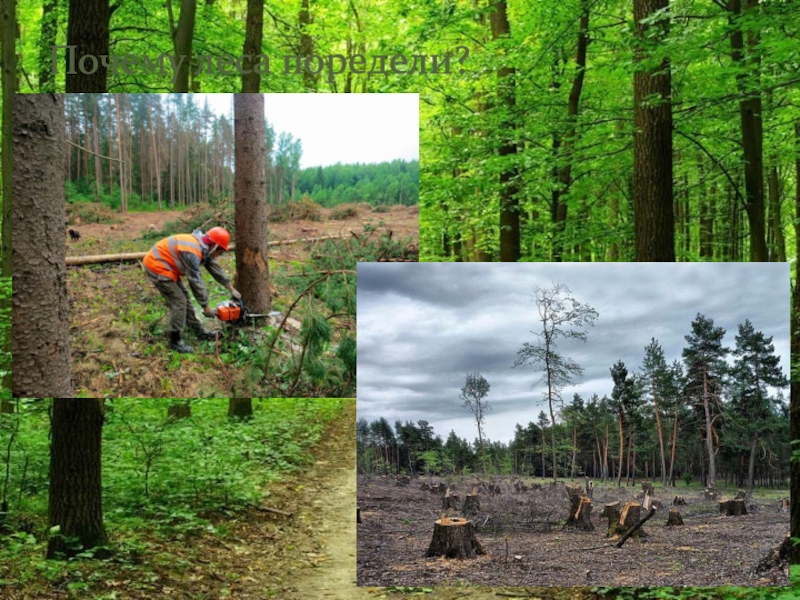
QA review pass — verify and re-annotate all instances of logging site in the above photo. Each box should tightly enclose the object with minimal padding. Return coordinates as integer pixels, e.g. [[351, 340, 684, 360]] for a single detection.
[[12, 93, 419, 398], [356, 263, 791, 588]]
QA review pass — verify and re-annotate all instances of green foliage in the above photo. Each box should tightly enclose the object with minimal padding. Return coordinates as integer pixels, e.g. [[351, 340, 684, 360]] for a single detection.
[[298, 160, 420, 207]]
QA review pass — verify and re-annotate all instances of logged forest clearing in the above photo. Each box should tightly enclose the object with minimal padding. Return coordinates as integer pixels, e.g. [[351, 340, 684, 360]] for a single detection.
[[64, 202, 417, 398], [11, 93, 419, 397], [357, 475, 790, 588]]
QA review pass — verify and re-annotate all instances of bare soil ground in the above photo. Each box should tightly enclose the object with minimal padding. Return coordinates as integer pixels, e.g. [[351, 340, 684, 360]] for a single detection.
[[358, 476, 790, 588], [65, 204, 417, 397]]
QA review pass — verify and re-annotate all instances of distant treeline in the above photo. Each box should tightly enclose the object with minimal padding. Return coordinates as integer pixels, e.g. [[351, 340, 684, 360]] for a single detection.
[[299, 160, 419, 207]]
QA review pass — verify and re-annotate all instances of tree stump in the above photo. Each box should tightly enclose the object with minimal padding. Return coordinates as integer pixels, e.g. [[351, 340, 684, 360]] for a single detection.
[[617, 501, 645, 538], [673, 495, 686, 506], [601, 502, 622, 537], [734, 489, 747, 500], [727, 499, 747, 516], [420, 482, 431, 492], [437, 482, 447, 495], [462, 492, 480, 515], [442, 490, 460, 511], [780, 498, 789, 512], [641, 480, 654, 498], [703, 487, 717, 501], [425, 517, 484, 559], [754, 533, 791, 574], [566, 495, 594, 530], [719, 500, 730, 515], [665, 509, 684, 526]]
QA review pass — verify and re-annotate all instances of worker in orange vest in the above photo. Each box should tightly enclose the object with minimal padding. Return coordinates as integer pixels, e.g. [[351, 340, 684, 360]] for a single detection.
[[143, 226, 240, 353]]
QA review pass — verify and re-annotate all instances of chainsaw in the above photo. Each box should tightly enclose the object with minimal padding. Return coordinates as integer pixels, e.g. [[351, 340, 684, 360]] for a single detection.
[[214, 298, 278, 324]]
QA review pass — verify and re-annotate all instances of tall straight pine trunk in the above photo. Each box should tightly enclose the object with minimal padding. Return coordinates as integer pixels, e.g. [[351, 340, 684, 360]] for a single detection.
[[234, 94, 271, 313]]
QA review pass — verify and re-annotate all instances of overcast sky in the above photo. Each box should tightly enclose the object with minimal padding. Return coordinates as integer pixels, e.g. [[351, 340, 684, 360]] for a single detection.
[[356, 263, 790, 445], [198, 93, 419, 169]]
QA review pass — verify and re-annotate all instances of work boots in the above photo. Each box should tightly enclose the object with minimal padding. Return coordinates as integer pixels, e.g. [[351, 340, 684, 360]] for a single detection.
[[189, 322, 221, 341], [169, 331, 193, 353]]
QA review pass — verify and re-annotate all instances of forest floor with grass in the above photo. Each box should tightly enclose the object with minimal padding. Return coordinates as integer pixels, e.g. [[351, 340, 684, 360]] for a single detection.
[[64, 202, 418, 398], [358, 476, 791, 590]]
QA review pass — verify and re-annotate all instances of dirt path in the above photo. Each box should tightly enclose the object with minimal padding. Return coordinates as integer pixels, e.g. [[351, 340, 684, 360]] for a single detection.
[[287, 402, 368, 600]]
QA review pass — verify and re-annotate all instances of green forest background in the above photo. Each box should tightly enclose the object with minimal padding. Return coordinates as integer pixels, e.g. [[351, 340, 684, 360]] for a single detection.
[[1, 0, 799, 597]]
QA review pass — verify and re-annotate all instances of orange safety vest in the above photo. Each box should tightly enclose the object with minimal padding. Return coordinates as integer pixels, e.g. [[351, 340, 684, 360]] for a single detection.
[[143, 234, 203, 281]]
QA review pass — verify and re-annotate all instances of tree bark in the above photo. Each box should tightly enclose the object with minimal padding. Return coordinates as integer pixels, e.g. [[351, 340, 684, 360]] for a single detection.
[[728, 0, 768, 261], [114, 94, 127, 212], [38, 0, 58, 92], [299, 0, 316, 91], [12, 95, 74, 397], [491, 0, 520, 262], [234, 94, 271, 314], [171, 0, 197, 93], [147, 97, 162, 210], [47, 399, 108, 558], [1, 0, 15, 392], [66, 0, 109, 92], [702, 365, 716, 488], [241, 0, 264, 92], [632, 0, 674, 261]]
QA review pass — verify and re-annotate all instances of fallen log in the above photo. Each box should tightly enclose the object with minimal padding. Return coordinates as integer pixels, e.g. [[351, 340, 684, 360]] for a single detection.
[[65, 234, 351, 266]]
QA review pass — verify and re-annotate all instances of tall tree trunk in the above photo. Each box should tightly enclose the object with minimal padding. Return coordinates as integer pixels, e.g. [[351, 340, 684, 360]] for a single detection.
[[234, 94, 271, 313], [1, 0, 15, 392], [241, 0, 264, 92], [632, 0, 674, 261], [92, 98, 103, 196], [66, 0, 109, 92], [2, 0, 14, 275], [668, 408, 678, 486], [767, 163, 785, 261], [702, 366, 716, 488], [728, 0, 768, 261], [553, 0, 590, 263], [652, 386, 667, 487], [47, 400, 108, 558], [38, 0, 58, 92], [114, 94, 126, 212], [791, 119, 800, 563], [491, 0, 520, 262], [12, 95, 74, 397], [616, 412, 624, 487], [147, 97, 162, 210], [228, 398, 253, 420], [299, 0, 316, 91], [171, 0, 196, 93]]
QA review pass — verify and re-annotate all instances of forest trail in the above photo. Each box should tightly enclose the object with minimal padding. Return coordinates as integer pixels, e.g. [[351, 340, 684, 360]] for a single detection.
[[202, 400, 372, 600], [287, 401, 366, 600]]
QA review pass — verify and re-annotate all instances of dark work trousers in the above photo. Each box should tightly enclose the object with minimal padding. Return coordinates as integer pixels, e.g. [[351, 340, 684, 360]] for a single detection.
[[146, 270, 205, 335]]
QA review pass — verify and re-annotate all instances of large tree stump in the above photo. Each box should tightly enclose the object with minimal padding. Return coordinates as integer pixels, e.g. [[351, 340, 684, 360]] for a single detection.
[[641, 480, 654, 498], [566, 496, 594, 530], [665, 509, 684, 526], [601, 502, 622, 537], [617, 501, 645, 539], [425, 518, 484, 560], [462, 492, 480, 515], [565, 485, 594, 530], [728, 499, 748, 516], [719, 500, 730, 514]]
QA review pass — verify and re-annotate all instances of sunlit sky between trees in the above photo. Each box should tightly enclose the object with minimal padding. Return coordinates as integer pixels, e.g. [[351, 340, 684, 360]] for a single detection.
[[199, 93, 419, 168], [357, 263, 790, 445]]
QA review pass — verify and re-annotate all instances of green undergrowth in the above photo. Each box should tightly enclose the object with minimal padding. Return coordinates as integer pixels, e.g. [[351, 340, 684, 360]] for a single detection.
[[0, 399, 346, 596]]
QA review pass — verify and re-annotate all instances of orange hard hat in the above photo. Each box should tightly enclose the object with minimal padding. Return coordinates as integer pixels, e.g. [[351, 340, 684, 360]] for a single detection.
[[206, 227, 230, 251]]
